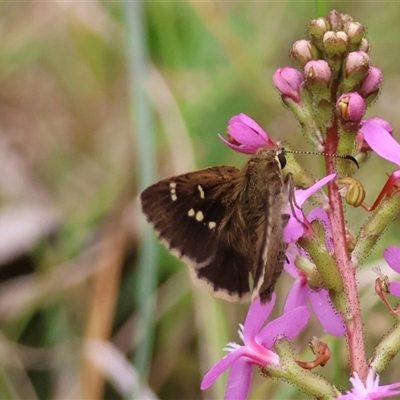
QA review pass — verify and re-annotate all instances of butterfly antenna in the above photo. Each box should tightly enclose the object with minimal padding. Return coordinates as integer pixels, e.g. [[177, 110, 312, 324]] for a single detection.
[[284, 150, 359, 169]]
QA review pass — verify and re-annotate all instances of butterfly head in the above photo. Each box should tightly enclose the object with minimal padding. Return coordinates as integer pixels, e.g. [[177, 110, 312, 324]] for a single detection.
[[275, 148, 287, 170]]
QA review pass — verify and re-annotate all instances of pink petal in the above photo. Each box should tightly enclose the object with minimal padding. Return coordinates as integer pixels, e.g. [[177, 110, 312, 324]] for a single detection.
[[228, 123, 267, 147], [243, 293, 276, 342], [362, 120, 400, 166], [234, 113, 269, 140], [257, 306, 310, 348], [363, 117, 393, 136], [294, 174, 337, 207], [369, 389, 400, 398], [218, 134, 255, 155], [384, 246, 400, 274], [308, 207, 330, 227], [201, 348, 244, 390], [220, 114, 275, 154], [389, 281, 400, 297], [283, 208, 305, 243], [228, 115, 243, 125], [283, 279, 308, 312], [224, 358, 253, 400], [283, 251, 302, 278], [364, 371, 400, 398], [308, 289, 345, 336]]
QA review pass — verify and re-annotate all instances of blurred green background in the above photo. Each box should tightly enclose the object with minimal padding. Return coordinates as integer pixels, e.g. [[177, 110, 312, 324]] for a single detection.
[[0, 1, 400, 399]]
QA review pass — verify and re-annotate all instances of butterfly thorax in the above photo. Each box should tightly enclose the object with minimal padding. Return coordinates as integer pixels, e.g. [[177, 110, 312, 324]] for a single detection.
[[234, 149, 288, 300]]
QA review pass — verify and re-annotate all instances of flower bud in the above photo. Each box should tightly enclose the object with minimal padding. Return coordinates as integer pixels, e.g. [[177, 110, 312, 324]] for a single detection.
[[323, 31, 348, 56], [307, 18, 329, 40], [304, 60, 332, 100], [341, 51, 370, 92], [345, 51, 370, 77], [218, 113, 276, 154], [359, 67, 383, 104], [290, 40, 319, 67], [359, 38, 370, 53], [304, 60, 332, 83], [273, 67, 304, 103], [336, 93, 366, 123], [326, 10, 343, 31], [345, 21, 366, 46]]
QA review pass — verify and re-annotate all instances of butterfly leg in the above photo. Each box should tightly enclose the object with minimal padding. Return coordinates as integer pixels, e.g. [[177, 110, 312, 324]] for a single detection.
[[284, 173, 305, 226]]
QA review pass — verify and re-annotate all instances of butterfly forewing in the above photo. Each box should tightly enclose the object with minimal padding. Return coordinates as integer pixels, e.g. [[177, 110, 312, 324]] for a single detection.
[[140, 148, 289, 303], [141, 165, 243, 264]]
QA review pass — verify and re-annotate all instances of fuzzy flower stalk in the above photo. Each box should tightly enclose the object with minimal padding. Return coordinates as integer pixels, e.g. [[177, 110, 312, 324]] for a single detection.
[[202, 9, 400, 400], [202, 295, 341, 399], [271, 9, 392, 383]]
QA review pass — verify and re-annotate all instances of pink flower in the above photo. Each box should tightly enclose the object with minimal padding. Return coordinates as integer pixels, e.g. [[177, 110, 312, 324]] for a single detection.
[[383, 246, 400, 297], [359, 119, 400, 211], [284, 208, 346, 337], [337, 370, 400, 399], [284, 174, 336, 243], [361, 119, 399, 165], [357, 118, 393, 153], [201, 293, 310, 400], [218, 113, 275, 154], [273, 67, 304, 103]]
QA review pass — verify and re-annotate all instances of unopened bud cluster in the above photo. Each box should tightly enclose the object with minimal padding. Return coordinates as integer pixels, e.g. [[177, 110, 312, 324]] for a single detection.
[[273, 10, 384, 168]]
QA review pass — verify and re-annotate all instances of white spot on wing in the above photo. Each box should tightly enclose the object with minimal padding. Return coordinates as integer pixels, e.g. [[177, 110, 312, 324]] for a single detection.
[[170, 182, 177, 201], [197, 185, 205, 199], [208, 221, 216, 229], [195, 211, 204, 221], [188, 208, 195, 217]]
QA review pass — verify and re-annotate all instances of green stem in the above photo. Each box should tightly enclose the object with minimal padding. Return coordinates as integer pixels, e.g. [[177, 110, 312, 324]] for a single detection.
[[369, 319, 400, 372], [352, 192, 400, 266], [264, 338, 340, 399], [315, 0, 327, 18]]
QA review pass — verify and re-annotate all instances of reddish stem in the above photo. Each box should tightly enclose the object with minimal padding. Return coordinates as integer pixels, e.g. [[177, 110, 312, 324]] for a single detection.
[[361, 171, 400, 212], [325, 122, 368, 380]]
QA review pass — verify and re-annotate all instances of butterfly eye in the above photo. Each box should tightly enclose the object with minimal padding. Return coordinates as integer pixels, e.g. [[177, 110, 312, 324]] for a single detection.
[[277, 150, 287, 169]]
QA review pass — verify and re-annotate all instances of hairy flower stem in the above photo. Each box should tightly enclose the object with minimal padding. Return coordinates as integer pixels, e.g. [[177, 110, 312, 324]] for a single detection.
[[325, 122, 368, 380], [265, 338, 339, 399], [369, 319, 400, 373]]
